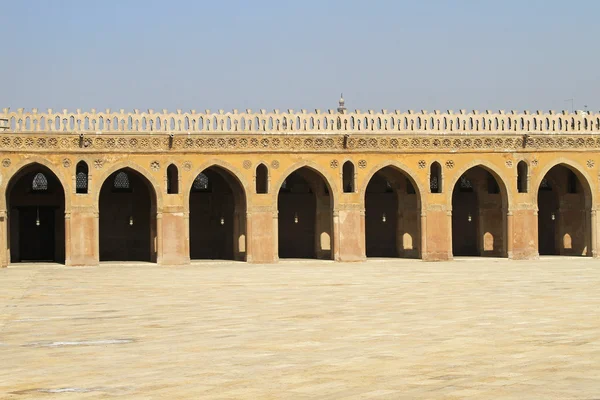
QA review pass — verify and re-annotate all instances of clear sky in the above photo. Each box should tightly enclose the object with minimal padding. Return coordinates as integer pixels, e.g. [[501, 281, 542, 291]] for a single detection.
[[1, 0, 598, 113]]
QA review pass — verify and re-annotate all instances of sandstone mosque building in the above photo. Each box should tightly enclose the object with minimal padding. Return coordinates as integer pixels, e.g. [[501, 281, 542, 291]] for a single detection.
[[0, 97, 598, 266]]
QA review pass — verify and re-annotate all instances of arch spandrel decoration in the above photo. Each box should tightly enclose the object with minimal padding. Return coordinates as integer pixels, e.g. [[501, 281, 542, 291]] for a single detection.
[[272, 160, 339, 211], [182, 160, 248, 211], [1, 159, 73, 212], [93, 161, 163, 212], [532, 159, 595, 208], [444, 159, 513, 210], [359, 160, 426, 210]]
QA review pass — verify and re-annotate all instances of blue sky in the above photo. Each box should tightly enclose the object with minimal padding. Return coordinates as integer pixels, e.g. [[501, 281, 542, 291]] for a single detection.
[[1, 0, 598, 112]]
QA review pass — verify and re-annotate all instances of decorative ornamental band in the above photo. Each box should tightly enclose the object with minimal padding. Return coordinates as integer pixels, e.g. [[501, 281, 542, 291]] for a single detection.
[[0, 133, 598, 153], [1, 108, 600, 134]]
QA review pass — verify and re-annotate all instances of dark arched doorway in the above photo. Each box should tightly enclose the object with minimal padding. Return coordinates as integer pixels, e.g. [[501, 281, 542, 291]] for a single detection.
[[537, 165, 592, 256], [99, 168, 157, 262], [364, 167, 420, 258], [277, 167, 333, 259], [189, 166, 246, 261], [6, 164, 66, 263], [451, 166, 508, 257]]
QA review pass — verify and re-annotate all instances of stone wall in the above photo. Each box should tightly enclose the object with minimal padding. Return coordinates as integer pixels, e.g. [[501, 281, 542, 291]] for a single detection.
[[0, 108, 598, 266]]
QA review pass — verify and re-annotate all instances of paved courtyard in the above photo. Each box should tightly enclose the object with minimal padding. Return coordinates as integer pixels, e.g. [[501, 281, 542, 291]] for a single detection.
[[0, 258, 599, 399]]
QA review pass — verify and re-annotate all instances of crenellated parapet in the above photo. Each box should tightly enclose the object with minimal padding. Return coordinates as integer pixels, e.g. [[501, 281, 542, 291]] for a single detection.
[[1, 108, 600, 134]]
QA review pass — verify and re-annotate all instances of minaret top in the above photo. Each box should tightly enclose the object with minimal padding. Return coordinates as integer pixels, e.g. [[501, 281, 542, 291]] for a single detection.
[[337, 93, 346, 114]]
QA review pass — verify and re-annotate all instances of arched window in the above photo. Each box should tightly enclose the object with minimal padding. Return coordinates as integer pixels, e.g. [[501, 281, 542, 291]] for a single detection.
[[32, 172, 48, 191], [192, 173, 210, 192], [517, 161, 528, 193], [256, 164, 268, 194], [167, 164, 179, 194], [75, 161, 88, 194], [342, 161, 355, 193], [430, 161, 442, 193], [113, 171, 130, 191]]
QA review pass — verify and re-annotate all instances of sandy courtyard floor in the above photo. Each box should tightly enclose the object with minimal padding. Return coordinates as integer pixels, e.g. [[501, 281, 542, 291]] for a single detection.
[[0, 258, 599, 399]]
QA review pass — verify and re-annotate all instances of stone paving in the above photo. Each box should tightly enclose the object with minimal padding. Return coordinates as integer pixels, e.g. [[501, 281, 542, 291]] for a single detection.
[[0, 258, 599, 399]]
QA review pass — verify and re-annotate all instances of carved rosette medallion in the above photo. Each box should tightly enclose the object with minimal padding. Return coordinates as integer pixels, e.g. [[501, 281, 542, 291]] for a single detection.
[[505, 160, 513, 168], [183, 161, 192, 171], [587, 159, 595, 168], [2, 158, 10, 168], [271, 160, 280, 169], [150, 161, 160, 171], [243, 160, 252, 169], [418, 160, 426, 169], [330, 160, 339, 169], [62, 158, 71, 168], [445, 160, 455, 169], [358, 160, 367, 169], [94, 159, 104, 169]]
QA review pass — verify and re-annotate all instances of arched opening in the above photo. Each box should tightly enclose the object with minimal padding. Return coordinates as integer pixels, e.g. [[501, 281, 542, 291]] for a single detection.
[[75, 161, 89, 194], [451, 166, 508, 257], [167, 164, 179, 194], [189, 166, 247, 260], [256, 163, 268, 194], [277, 167, 333, 259], [342, 161, 355, 193], [537, 165, 592, 256], [364, 167, 421, 258], [99, 168, 157, 262], [6, 164, 66, 263], [517, 161, 528, 193], [430, 162, 442, 193]]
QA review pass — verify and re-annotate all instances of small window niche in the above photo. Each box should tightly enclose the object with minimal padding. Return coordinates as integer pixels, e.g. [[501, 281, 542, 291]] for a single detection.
[[167, 164, 179, 194], [256, 164, 268, 194], [517, 161, 528, 193], [342, 161, 355, 193], [430, 161, 442, 193], [75, 161, 89, 194]]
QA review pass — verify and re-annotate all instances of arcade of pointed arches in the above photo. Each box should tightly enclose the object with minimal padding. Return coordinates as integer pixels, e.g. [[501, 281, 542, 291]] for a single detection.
[[1, 155, 595, 267]]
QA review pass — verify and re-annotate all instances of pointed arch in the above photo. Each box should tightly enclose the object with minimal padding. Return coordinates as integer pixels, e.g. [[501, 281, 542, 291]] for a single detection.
[[99, 167, 158, 262], [362, 163, 422, 259], [276, 164, 335, 260], [5, 162, 66, 264], [534, 160, 594, 256], [448, 162, 510, 257], [188, 163, 247, 261]]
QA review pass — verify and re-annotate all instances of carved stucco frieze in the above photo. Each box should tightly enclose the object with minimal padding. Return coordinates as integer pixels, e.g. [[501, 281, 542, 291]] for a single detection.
[[0, 134, 599, 153]]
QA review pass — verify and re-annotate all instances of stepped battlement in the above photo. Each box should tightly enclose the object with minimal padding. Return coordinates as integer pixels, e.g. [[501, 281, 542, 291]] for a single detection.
[[1, 108, 599, 134]]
